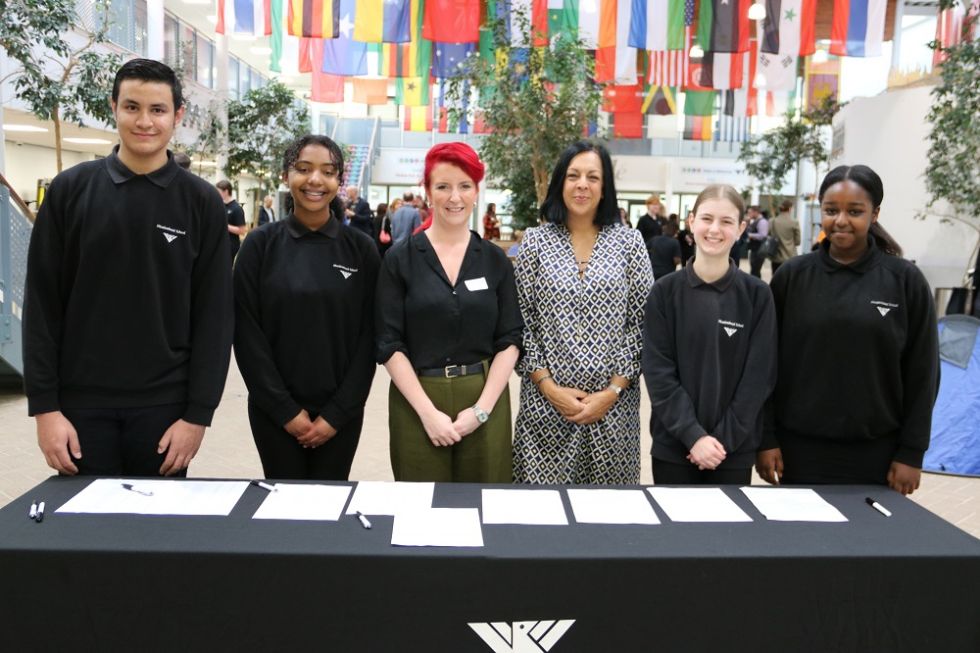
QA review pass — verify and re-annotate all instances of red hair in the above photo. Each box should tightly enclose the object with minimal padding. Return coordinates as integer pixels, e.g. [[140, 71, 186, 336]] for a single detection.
[[423, 142, 485, 191]]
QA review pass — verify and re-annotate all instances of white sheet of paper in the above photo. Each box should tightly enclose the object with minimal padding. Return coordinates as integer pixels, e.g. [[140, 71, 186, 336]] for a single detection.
[[481, 489, 568, 525], [567, 489, 661, 525], [252, 483, 352, 521], [55, 479, 249, 516], [345, 481, 434, 516], [646, 487, 752, 523], [740, 487, 848, 522], [391, 508, 484, 547]]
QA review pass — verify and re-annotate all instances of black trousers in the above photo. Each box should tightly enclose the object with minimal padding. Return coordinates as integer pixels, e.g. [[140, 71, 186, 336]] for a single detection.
[[62, 403, 188, 477], [248, 401, 363, 481], [779, 434, 896, 486], [749, 247, 766, 278], [652, 457, 752, 485]]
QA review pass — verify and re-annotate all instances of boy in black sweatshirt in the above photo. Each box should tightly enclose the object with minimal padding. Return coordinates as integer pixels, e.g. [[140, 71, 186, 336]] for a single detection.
[[23, 59, 232, 477]]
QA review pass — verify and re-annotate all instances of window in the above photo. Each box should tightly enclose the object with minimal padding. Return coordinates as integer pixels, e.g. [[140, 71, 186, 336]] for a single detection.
[[179, 24, 196, 81], [104, 0, 146, 55], [229, 57, 240, 100], [164, 15, 179, 68], [196, 34, 213, 88], [240, 64, 252, 96]]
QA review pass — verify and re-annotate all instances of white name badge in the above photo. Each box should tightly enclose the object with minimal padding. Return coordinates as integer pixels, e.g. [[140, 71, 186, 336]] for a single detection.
[[464, 277, 489, 291]]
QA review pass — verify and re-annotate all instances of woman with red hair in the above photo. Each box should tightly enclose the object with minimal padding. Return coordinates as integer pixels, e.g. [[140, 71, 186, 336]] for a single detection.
[[375, 142, 523, 482]]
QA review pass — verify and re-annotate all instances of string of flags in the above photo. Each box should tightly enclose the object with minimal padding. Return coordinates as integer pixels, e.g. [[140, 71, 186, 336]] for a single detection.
[[214, 0, 888, 139]]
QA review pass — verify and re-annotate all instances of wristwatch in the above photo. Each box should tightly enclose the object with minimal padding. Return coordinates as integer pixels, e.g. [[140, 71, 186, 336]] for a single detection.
[[471, 405, 490, 424], [606, 382, 624, 397]]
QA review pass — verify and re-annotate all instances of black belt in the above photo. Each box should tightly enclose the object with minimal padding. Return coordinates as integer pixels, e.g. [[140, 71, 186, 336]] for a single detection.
[[418, 362, 485, 378]]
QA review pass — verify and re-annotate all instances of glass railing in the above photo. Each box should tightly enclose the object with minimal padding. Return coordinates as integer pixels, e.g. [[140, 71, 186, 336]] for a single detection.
[[0, 175, 33, 378]]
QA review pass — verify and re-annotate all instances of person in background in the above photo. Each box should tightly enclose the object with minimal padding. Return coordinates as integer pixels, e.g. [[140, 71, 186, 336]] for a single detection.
[[770, 198, 801, 274], [345, 185, 374, 237], [376, 142, 522, 483], [234, 135, 379, 480], [373, 202, 392, 256], [414, 197, 432, 234], [619, 207, 631, 227], [757, 165, 938, 496], [636, 194, 664, 243], [643, 184, 776, 485], [173, 151, 192, 170], [513, 140, 654, 485], [217, 180, 246, 262], [677, 210, 696, 265], [647, 221, 682, 281], [24, 58, 232, 478], [258, 195, 276, 227], [746, 206, 769, 278], [483, 202, 501, 240], [390, 192, 421, 245]]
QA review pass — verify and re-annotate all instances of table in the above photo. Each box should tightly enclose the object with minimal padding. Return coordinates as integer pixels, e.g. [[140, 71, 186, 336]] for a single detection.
[[1, 478, 978, 652]]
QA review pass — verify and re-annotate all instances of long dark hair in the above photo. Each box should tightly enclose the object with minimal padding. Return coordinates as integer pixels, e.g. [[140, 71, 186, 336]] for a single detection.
[[540, 140, 619, 227], [281, 134, 346, 220], [819, 165, 902, 257]]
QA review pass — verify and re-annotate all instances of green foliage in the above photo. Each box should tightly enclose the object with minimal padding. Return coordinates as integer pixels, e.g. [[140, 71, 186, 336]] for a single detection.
[[224, 81, 311, 192], [737, 96, 839, 214], [446, 11, 603, 229], [925, 6, 980, 225], [1, 0, 121, 172]]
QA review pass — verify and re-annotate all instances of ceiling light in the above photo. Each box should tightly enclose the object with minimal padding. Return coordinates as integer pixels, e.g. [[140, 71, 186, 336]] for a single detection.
[[748, 3, 766, 21], [63, 137, 112, 145], [4, 124, 49, 133]]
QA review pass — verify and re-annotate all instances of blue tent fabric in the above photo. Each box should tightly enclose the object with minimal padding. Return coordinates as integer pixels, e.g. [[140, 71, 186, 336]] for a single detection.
[[924, 316, 980, 476]]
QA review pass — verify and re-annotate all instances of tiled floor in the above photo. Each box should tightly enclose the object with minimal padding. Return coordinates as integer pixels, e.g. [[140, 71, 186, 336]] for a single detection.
[[2, 357, 978, 539]]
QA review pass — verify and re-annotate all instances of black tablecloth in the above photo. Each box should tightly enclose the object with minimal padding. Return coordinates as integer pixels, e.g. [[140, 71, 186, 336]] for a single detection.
[[1, 477, 978, 652]]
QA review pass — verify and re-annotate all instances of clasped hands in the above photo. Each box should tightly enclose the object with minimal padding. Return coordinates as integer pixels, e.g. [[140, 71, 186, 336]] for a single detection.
[[688, 435, 727, 471], [285, 409, 337, 448], [541, 382, 617, 426], [421, 406, 484, 447]]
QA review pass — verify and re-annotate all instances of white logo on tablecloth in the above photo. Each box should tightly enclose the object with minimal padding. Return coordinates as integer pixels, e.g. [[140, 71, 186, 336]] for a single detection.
[[469, 620, 575, 652]]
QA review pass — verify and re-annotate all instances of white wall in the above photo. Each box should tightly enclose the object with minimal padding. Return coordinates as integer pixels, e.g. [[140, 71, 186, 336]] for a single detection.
[[832, 84, 978, 288], [2, 143, 96, 204]]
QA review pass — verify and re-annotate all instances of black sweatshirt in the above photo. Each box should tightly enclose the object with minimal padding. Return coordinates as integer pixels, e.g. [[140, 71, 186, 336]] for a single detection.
[[762, 239, 939, 467], [642, 263, 777, 468], [233, 215, 380, 428], [23, 148, 233, 425]]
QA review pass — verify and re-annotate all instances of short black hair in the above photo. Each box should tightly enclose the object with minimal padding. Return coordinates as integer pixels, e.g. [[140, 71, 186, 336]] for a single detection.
[[112, 58, 183, 111], [173, 152, 191, 169], [540, 140, 619, 227], [215, 180, 233, 194], [280, 134, 346, 220], [818, 164, 901, 256]]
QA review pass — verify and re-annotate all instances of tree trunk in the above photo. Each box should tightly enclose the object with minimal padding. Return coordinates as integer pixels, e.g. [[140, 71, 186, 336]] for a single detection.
[[53, 106, 63, 173]]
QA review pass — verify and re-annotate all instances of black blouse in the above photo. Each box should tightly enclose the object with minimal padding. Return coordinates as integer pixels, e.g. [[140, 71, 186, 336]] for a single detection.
[[234, 215, 380, 428], [375, 231, 523, 370]]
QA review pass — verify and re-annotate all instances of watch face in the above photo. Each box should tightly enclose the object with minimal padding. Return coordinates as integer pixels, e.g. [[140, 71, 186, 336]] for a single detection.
[[473, 406, 489, 423]]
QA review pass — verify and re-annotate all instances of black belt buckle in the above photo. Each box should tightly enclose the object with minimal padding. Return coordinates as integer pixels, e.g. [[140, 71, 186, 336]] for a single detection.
[[444, 364, 463, 378]]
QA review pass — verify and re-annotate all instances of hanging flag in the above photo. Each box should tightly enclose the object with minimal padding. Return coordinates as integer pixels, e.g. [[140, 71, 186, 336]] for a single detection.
[[497, 0, 550, 47], [431, 41, 477, 77], [932, 1, 980, 66], [683, 115, 712, 140], [270, 0, 303, 73], [217, 0, 272, 36], [610, 112, 644, 138], [696, 0, 750, 53], [472, 110, 491, 133], [288, 0, 340, 38], [578, 0, 601, 47], [629, 0, 686, 51], [322, 0, 369, 75], [595, 0, 638, 83], [423, 0, 481, 43], [760, 0, 816, 56], [755, 50, 797, 91], [404, 102, 433, 131], [547, 0, 579, 39], [715, 111, 750, 142], [640, 84, 676, 114], [603, 84, 643, 113], [830, 0, 886, 57], [352, 77, 390, 103], [311, 40, 346, 101], [354, 0, 411, 42], [687, 51, 743, 90], [804, 55, 841, 112], [437, 80, 471, 133], [380, 0, 431, 77], [394, 77, 431, 105], [683, 89, 716, 116]]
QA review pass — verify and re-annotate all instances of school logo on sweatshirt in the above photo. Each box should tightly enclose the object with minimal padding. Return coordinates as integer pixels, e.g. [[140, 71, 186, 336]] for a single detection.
[[333, 263, 358, 279], [871, 300, 899, 317], [469, 619, 575, 652], [156, 224, 185, 244], [718, 319, 743, 338]]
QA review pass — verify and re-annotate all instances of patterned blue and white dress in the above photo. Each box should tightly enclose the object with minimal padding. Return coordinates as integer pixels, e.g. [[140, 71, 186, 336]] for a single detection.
[[513, 223, 654, 484]]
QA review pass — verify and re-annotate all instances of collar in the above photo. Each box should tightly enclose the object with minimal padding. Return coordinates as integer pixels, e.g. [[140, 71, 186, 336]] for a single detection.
[[412, 230, 483, 252], [685, 259, 737, 291], [104, 145, 179, 188], [286, 213, 341, 239], [817, 236, 881, 273]]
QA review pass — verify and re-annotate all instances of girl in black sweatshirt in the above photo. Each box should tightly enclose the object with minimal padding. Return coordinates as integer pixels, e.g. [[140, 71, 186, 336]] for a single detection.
[[757, 165, 939, 495], [643, 184, 777, 484]]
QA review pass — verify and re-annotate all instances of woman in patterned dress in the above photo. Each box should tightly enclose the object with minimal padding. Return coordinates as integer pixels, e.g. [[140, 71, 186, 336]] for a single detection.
[[513, 141, 654, 484]]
